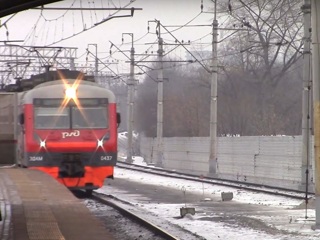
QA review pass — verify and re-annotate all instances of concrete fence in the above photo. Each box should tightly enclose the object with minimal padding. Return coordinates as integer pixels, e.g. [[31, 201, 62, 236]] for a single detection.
[[140, 135, 314, 190]]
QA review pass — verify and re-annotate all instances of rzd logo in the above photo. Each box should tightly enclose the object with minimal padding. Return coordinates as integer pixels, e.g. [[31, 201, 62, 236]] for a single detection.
[[62, 130, 80, 139]]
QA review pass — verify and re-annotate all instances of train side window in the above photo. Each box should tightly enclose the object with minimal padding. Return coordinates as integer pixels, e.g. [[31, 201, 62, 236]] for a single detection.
[[19, 113, 24, 125]]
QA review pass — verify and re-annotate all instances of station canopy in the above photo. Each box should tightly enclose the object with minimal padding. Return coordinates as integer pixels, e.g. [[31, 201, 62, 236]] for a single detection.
[[0, 0, 61, 18]]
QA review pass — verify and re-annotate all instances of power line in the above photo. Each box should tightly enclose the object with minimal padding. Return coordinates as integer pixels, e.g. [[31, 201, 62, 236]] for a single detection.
[[86, 48, 128, 84], [165, 12, 203, 33], [39, 0, 77, 21], [24, 1, 140, 46], [155, 21, 210, 73], [110, 40, 158, 83]]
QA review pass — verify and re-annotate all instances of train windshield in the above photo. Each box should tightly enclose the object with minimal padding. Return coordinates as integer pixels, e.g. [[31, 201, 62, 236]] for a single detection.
[[34, 107, 70, 129], [72, 107, 108, 129], [34, 98, 108, 129]]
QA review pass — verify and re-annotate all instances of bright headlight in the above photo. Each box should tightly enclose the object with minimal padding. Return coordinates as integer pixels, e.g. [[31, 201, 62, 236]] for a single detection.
[[40, 140, 46, 148], [97, 139, 104, 148], [65, 87, 77, 99]]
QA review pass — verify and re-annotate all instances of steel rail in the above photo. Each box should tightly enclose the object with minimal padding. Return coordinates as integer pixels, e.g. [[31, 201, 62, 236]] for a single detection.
[[91, 193, 180, 240], [116, 162, 312, 200]]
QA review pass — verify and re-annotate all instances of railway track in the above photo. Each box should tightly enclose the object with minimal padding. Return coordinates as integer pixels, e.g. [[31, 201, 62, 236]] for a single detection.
[[116, 161, 313, 200], [90, 192, 180, 240], [74, 189, 198, 240]]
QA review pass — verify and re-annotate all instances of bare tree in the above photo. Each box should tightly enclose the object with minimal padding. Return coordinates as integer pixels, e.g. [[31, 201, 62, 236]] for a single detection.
[[135, 0, 304, 137], [135, 61, 210, 137], [135, 70, 157, 137], [221, 0, 303, 84], [216, 0, 303, 135]]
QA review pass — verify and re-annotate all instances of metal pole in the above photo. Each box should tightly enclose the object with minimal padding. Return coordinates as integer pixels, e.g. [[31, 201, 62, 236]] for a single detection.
[[70, 58, 75, 70], [126, 34, 134, 163], [311, 0, 320, 230], [209, 1, 218, 174], [301, 0, 312, 189], [88, 44, 98, 83], [156, 22, 164, 167], [44, 65, 51, 81], [13, 92, 18, 165], [94, 44, 99, 84]]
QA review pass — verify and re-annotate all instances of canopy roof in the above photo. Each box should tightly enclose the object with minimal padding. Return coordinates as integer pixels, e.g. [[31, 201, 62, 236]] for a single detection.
[[0, 0, 60, 18]]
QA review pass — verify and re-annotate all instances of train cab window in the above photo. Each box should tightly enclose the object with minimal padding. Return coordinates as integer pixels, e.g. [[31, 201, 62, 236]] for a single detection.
[[72, 107, 108, 129], [34, 107, 70, 129], [33, 98, 108, 130]]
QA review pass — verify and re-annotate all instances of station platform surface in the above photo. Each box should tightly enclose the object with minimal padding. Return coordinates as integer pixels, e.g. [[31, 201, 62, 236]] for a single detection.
[[0, 167, 115, 240]]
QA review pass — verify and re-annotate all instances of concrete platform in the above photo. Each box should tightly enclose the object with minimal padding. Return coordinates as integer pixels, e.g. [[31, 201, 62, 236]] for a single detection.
[[0, 167, 115, 240]]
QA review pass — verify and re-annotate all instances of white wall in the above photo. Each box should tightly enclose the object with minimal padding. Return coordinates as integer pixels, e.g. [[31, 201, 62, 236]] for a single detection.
[[140, 136, 314, 190]]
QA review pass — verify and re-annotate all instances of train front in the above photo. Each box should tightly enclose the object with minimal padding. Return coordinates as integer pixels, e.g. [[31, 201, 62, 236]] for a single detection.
[[22, 79, 119, 193]]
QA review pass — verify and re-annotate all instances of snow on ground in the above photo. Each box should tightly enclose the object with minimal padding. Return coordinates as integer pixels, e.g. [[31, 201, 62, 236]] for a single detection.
[[144, 202, 285, 240], [96, 156, 320, 240], [130, 156, 147, 166], [113, 167, 302, 208]]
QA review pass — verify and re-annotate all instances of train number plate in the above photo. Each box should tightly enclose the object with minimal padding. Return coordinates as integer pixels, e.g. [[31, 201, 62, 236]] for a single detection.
[[100, 156, 113, 161], [29, 156, 43, 161]]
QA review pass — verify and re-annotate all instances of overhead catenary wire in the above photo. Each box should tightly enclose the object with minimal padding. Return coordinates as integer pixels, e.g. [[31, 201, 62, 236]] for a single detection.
[[25, 0, 137, 46], [92, 0, 99, 23], [143, 2, 239, 75], [20, 0, 216, 74], [120, 33, 151, 46], [40, 0, 76, 21], [0, 0, 280, 84], [88, 1, 94, 26], [110, 40, 159, 83], [86, 48, 127, 85], [165, 12, 203, 33], [80, 0, 86, 30], [156, 21, 211, 73]]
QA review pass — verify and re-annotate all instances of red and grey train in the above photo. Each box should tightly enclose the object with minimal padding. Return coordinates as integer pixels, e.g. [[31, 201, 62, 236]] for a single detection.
[[14, 70, 120, 195]]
